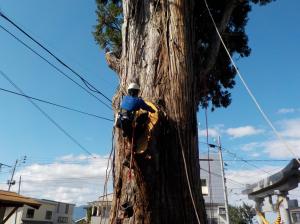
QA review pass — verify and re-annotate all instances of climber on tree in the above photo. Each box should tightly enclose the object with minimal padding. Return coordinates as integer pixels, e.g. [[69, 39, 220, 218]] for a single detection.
[[116, 82, 155, 138]]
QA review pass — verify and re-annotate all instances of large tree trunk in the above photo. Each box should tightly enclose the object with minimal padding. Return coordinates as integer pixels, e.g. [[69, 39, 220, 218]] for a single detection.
[[108, 0, 207, 223]]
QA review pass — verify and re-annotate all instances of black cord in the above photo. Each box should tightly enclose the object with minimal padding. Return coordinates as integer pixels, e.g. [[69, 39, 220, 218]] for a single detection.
[[0, 87, 113, 122], [0, 11, 112, 103], [0, 70, 95, 157], [0, 24, 112, 110]]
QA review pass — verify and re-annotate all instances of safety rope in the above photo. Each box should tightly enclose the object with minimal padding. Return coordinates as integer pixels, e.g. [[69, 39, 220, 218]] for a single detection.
[[205, 108, 214, 223], [99, 128, 115, 224], [202, 0, 300, 165], [173, 106, 201, 224], [177, 127, 202, 224]]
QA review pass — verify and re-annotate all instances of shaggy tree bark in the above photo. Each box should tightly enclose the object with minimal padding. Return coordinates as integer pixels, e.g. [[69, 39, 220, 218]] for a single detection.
[[106, 0, 236, 223]]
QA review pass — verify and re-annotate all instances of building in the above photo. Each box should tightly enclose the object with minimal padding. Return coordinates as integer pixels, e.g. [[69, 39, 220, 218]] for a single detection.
[[4, 196, 75, 224], [200, 152, 227, 224], [84, 152, 228, 224], [0, 190, 41, 224], [87, 194, 113, 224]]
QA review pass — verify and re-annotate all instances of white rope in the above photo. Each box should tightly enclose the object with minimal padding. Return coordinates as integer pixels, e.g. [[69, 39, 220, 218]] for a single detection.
[[202, 0, 300, 165], [174, 110, 201, 224], [178, 132, 202, 224]]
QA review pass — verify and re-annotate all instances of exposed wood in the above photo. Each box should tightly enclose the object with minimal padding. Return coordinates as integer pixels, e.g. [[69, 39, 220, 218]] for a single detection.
[[197, 0, 237, 97], [1, 207, 18, 224], [105, 52, 121, 74]]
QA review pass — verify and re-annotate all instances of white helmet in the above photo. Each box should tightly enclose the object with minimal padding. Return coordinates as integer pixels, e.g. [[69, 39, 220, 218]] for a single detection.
[[128, 83, 140, 91]]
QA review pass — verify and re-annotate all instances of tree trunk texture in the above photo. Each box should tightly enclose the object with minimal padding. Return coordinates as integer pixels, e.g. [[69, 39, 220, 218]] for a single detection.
[[109, 0, 207, 223]]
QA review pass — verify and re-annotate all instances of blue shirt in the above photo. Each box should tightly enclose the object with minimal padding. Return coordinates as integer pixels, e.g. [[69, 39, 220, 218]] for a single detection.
[[121, 96, 154, 113]]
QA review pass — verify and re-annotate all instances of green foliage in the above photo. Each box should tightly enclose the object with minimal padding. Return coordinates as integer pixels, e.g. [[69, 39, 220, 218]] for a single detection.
[[86, 207, 92, 223], [93, 0, 275, 110], [196, 0, 274, 110], [93, 0, 122, 54], [229, 203, 255, 224]]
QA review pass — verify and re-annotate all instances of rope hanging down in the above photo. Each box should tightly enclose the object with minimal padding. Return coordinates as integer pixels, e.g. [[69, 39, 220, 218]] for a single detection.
[[173, 107, 201, 224], [0, 11, 112, 103], [202, 0, 300, 165]]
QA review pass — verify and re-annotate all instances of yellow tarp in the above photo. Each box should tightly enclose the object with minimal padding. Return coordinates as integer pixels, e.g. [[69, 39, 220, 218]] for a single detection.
[[135, 101, 159, 154]]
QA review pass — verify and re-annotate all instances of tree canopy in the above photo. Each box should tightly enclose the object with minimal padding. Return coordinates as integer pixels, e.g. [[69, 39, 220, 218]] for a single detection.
[[229, 203, 256, 224], [94, 0, 274, 110]]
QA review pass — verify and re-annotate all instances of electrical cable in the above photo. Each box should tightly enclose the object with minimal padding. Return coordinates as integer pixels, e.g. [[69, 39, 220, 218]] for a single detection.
[[0, 162, 12, 168], [0, 24, 112, 111], [0, 11, 112, 103], [200, 167, 245, 186], [0, 69, 94, 157], [199, 141, 275, 175], [202, 0, 300, 165], [0, 86, 113, 122]]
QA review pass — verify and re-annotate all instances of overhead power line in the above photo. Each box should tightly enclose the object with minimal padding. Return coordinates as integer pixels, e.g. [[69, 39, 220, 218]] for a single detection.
[[200, 167, 245, 186], [199, 141, 275, 175], [0, 69, 94, 157], [0, 24, 112, 110], [0, 162, 12, 168], [0, 86, 113, 122], [203, 0, 300, 165], [0, 11, 112, 103]]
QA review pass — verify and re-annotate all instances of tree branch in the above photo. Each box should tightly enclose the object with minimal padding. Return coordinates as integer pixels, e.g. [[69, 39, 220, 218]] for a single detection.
[[201, 0, 237, 76], [105, 51, 121, 74]]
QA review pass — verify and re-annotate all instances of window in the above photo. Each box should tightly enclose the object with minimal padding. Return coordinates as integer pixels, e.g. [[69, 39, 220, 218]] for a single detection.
[[58, 216, 68, 223], [57, 203, 60, 213], [201, 179, 208, 196], [292, 212, 300, 222], [65, 204, 69, 214], [26, 208, 35, 218], [218, 207, 226, 215], [45, 211, 52, 220]]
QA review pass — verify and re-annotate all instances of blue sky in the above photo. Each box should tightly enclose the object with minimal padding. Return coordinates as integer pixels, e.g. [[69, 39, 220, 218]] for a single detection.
[[0, 0, 300, 213]]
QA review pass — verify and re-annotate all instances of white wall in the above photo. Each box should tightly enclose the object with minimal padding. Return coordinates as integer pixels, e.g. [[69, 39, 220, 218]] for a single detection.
[[22, 202, 56, 222]]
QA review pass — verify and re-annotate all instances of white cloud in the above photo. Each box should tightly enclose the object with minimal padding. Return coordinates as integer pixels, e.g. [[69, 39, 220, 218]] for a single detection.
[[262, 139, 300, 158], [279, 119, 300, 138], [277, 108, 297, 114], [240, 142, 261, 152], [7, 154, 112, 206], [199, 128, 220, 138], [262, 118, 300, 158], [226, 126, 264, 138], [226, 166, 282, 206]]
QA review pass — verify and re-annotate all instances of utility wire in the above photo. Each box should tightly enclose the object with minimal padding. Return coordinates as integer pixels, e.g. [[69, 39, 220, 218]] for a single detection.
[[0, 24, 112, 110], [0, 11, 112, 103], [0, 86, 113, 122], [199, 141, 279, 175], [0, 69, 94, 157], [202, 0, 300, 165], [200, 167, 245, 186], [0, 162, 12, 168]]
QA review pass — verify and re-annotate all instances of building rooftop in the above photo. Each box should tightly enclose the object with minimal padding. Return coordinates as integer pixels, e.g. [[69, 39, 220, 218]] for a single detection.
[[0, 190, 41, 209]]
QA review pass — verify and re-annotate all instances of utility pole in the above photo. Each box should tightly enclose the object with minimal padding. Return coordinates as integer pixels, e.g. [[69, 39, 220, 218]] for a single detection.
[[14, 176, 22, 224], [8, 160, 18, 191], [7, 156, 26, 191], [217, 136, 230, 224]]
